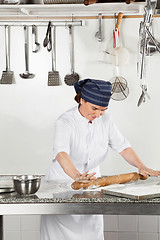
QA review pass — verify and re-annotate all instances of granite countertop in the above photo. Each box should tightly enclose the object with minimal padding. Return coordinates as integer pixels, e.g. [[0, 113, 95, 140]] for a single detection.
[[1, 175, 160, 204]]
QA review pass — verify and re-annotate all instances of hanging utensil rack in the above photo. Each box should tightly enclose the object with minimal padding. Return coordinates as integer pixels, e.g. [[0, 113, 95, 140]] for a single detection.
[[0, 20, 84, 26], [0, 4, 84, 25]]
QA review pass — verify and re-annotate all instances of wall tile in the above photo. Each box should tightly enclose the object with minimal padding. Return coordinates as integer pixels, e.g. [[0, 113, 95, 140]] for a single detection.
[[118, 232, 138, 240], [139, 216, 158, 233], [139, 233, 159, 240], [21, 231, 40, 240], [4, 215, 20, 231], [118, 215, 138, 232], [4, 231, 20, 240], [104, 232, 118, 240], [20, 215, 40, 231], [104, 215, 118, 231], [3, 215, 160, 240]]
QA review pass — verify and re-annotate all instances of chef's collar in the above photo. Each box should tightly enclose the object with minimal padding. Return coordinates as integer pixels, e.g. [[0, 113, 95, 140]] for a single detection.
[[75, 106, 95, 125]]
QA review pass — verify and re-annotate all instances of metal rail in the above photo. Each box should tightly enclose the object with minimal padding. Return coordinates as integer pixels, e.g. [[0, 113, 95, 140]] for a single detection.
[[0, 202, 160, 215], [0, 20, 84, 26]]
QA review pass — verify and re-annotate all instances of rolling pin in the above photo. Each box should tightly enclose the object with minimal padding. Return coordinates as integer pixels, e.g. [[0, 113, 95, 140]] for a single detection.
[[71, 172, 148, 190]]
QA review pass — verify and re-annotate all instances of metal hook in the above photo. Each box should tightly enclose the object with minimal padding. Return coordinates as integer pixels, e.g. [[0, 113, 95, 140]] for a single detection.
[[114, 13, 117, 30], [71, 14, 74, 22], [95, 13, 103, 42], [65, 20, 67, 29]]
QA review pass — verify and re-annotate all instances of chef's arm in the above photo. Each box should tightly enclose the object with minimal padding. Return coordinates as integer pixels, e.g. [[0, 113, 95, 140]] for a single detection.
[[56, 152, 96, 181], [120, 147, 160, 177]]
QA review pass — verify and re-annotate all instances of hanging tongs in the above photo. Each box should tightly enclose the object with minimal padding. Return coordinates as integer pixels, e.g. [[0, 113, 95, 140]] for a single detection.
[[137, 0, 155, 107], [43, 21, 52, 52], [137, 21, 149, 106], [137, 85, 151, 107]]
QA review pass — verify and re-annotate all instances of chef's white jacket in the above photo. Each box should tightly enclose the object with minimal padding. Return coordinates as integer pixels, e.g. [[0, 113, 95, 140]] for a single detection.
[[41, 106, 131, 240]]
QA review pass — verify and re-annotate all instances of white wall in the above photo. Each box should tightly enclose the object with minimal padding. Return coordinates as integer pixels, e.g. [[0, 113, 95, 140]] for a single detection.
[[1, 16, 160, 240], [0, 17, 160, 175]]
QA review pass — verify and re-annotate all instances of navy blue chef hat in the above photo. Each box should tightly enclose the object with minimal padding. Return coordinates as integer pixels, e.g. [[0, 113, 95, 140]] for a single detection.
[[74, 79, 112, 107]]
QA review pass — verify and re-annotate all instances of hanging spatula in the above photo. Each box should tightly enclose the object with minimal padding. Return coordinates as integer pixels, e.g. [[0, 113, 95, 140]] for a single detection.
[[0, 25, 15, 84], [64, 25, 79, 86], [48, 26, 61, 86]]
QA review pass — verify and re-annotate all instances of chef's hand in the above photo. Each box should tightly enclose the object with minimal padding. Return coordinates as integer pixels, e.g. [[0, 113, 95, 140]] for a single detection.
[[139, 167, 160, 177], [75, 170, 96, 182]]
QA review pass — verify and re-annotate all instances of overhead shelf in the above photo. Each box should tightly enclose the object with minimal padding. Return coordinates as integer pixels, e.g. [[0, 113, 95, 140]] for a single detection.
[[0, 2, 147, 19]]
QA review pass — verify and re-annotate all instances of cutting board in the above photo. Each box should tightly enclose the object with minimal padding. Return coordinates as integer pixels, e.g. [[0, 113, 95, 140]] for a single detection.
[[101, 177, 160, 200]]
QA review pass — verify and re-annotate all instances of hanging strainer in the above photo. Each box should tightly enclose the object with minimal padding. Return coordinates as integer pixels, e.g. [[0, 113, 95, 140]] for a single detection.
[[110, 76, 129, 101]]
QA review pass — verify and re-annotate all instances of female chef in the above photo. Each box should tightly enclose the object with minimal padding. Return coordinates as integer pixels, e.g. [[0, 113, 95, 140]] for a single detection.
[[41, 78, 160, 240]]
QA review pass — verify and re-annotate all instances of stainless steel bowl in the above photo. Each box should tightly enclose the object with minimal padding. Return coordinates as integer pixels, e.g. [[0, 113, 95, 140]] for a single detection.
[[13, 175, 41, 195]]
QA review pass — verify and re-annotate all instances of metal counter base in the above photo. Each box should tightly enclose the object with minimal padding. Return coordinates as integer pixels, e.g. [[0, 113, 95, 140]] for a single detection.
[[0, 201, 160, 240], [0, 202, 160, 215]]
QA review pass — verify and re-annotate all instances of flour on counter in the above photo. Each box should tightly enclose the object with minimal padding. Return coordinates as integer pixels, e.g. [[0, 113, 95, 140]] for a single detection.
[[36, 177, 160, 199], [36, 179, 102, 199]]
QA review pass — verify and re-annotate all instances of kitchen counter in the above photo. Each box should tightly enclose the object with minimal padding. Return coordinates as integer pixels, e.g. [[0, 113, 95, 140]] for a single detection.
[[0, 176, 160, 216], [1, 175, 160, 239]]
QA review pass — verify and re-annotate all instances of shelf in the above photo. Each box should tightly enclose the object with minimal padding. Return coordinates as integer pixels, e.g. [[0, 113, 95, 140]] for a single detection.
[[0, 2, 147, 19]]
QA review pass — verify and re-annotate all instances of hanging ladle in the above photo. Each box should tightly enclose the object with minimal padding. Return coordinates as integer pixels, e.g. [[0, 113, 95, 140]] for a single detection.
[[20, 25, 35, 79]]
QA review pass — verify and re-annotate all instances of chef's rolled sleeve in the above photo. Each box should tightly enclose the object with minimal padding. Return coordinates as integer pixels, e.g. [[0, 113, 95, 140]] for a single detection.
[[53, 120, 72, 159], [108, 118, 131, 153]]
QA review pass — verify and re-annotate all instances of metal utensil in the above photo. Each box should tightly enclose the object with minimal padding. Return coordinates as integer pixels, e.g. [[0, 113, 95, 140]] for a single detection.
[[110, 43, 129, 103], [110, 76, 127, 93], [137, 84, 150, 107], [0, 25, 15, 84], [137, 0, 158, 106], [146, 38, 160, 56], [95, 13, 103, 42], [13, 175, 41, 195], [0, 187, 15, 193], [32, 25, 40, 53], [2, 0, 19, 4], [43, 21, 51, 48], [137, 90, 145, 107], [64, 25, 79, 86], [20, 26, 35, 79], [48, 26, 61, 86], [110, 16, 129, 102], [47, 25, 52, 52], [145, 26, 160, 54], [110, 75, 129, 101]]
